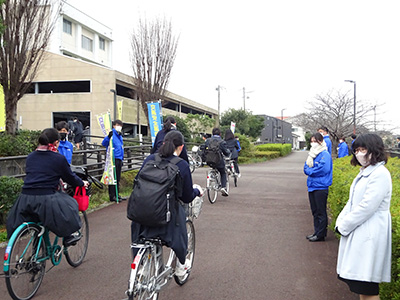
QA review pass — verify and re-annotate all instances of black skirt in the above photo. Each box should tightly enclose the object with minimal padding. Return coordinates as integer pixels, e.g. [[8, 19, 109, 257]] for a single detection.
[[338, 275, 379, 295], [6, 192, 81, 238]]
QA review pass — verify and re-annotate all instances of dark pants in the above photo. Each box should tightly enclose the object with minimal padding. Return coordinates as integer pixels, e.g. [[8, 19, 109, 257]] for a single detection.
[[308, 189, 328, 238], [216, 165, 227, 188], [109, 158, 122, 201], [233, 157, 240, 174]]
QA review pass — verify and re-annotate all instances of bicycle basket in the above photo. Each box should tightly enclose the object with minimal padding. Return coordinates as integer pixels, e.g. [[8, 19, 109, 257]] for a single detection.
[[188, 195, 203, 219]]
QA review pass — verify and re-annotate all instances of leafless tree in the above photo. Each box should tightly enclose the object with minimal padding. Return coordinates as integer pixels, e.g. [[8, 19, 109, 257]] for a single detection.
[[0, 0, 59, 135], [130, 17, 179, 132], [292, 90, 378, 141]]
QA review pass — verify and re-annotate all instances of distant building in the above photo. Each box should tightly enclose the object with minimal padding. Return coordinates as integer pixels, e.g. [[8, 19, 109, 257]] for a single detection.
[[16, 1, 217, 138], [258, 115, 293, 145]]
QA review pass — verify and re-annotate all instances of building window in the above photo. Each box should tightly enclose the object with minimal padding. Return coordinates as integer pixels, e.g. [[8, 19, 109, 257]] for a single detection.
[[99, 37, 105, 50], [82, 35, 93, 52], [25, 81, 91, 94], [63, 18, 72, 35]]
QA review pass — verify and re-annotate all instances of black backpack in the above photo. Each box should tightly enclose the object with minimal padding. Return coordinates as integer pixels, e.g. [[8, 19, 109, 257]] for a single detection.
[[127, 154, 183, 227], [204, 138, 222, 167]]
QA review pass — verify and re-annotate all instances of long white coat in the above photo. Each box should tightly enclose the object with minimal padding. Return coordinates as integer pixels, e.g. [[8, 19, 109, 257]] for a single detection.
[[336, 161, 392, 283]]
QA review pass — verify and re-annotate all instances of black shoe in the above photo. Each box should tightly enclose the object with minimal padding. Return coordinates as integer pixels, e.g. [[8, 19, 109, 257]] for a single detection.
[[110, 197, 117, 202], [118, 196, 127, 201], [308, 235, 325, 242], [63, 232, 82, 247], [306, 234, 315, 240]]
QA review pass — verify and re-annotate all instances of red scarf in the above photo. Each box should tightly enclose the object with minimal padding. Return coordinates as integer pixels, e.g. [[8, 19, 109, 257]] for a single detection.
[[36, 143, 58, 152]]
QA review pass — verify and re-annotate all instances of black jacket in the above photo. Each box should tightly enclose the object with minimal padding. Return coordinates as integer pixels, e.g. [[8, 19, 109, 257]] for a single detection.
[[205, 136, 231, 168], [225, 139, 239, 159]]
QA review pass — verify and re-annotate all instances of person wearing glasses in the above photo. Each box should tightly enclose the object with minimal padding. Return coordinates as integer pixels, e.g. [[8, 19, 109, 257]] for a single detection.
[[335, 133, 392, 300]]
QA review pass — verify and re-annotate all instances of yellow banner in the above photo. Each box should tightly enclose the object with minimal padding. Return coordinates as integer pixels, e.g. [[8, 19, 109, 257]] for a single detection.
[[117, 99, 123, 120], [0, 85, 5, 132], [97, 112, 116, 185]]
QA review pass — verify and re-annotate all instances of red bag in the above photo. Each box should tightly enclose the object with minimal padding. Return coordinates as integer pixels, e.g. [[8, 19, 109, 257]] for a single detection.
[[73, 186, 89, 211]]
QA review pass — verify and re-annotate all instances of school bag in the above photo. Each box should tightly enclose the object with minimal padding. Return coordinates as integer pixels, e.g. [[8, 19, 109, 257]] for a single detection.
[[204, 138, 222, 167], [127, 154, 183, 227]]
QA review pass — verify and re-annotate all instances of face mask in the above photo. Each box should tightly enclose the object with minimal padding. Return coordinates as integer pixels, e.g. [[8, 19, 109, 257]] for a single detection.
[[356, 152, 370, 167], [59, 132, 67, 140], [115, 126, 122, 132], [310, 142, 318, 148], [339, 140, 344, 143]]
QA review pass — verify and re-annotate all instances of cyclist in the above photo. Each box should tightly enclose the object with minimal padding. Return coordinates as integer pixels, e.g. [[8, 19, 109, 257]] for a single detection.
[[6, 128, 89, 247], [224, 129, 240, 177], [130, 130, 202, 275], [205, 127, 231, 196], [150, 116, 189, 163]]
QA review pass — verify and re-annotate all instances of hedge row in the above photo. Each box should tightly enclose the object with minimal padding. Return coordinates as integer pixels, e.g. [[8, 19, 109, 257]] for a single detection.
[[0, 130, 41, 157], [328, 156, 400, 300], [255, 143, 292, 156]]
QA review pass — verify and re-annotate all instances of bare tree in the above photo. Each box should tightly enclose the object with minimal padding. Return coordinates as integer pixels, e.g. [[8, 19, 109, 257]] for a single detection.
[[292, 90, 378, 141], [0, 0, 59, 135], [130, 17, 179, 132]]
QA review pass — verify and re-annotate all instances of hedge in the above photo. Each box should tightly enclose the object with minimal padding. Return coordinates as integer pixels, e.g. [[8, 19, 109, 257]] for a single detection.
[[328, 156, 400, 299], [255, 143, 292, 156], [0, 130, 41, 157]]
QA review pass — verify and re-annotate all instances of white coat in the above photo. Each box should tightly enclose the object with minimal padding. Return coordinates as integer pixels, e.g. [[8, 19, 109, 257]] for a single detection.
[[336, 161, 392, 283]]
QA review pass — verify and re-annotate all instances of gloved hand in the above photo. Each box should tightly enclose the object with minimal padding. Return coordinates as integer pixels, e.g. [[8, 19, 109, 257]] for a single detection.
[[108, 131, 113, 138], [193, 184, 203, 197]]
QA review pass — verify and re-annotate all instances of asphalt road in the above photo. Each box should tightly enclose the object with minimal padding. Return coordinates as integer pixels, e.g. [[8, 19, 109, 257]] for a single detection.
[[0, 151, 357, 300]]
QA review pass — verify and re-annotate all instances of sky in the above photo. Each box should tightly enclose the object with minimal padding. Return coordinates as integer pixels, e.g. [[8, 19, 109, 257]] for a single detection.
[[67, 0, 400, 133]]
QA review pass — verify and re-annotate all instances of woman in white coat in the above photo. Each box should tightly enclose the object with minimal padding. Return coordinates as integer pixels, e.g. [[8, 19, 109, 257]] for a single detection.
[[335, 133, 392, 300]]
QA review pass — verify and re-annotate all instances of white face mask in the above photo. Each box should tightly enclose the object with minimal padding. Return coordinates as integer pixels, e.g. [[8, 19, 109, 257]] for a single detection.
[[310, 142, 319, 148], [356, 151, 370, 167], [115, 125, 122, 132]]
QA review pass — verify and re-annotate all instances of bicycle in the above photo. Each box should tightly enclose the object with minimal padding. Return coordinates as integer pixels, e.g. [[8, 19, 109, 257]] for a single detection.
[[3, 167, 102, 300], [125, 190, 204, 300], [225, 158, 239, 187], [188, 146, 203, 173], [206, 164, 230, 204]]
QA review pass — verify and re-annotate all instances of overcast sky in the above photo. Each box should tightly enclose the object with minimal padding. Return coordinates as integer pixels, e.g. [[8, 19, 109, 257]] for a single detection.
[[67, 0, 400, 133]]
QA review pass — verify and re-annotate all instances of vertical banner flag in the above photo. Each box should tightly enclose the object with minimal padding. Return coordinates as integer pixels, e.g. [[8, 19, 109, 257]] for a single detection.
[[147, 102, 162, 146], [230, 122, 236, 133], [0, 85, 5, 132], [117, 99, 123, 120], [97, 112, 116, 186]]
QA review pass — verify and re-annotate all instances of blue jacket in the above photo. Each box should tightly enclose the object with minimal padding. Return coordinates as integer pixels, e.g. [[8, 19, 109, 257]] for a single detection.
[[337, 142, 349, 158], [58, 140, 74, 164], [102, 128, 124, 160], [323, 135, 332, 155], [304, 150, 333, 192], [130, 154, 200, 263]]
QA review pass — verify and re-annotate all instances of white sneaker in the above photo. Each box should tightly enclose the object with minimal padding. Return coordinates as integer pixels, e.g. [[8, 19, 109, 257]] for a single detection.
[[175, 260, 188, 276], [221, 188, 229, 197], [237, 173, 241, 178]]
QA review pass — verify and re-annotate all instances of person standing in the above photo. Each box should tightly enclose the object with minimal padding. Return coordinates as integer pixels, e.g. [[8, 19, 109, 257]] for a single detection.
[[73, 117, 84, 150], [225, 129, 240, 176], [205, 128, 231, 196], [102, 120, 124, 202], [335, 133, 392, 300], [304, 132, 332, 242], [337, 136, 349, 158], [318, 126, 332, 155], [55, 121, 74, 164]]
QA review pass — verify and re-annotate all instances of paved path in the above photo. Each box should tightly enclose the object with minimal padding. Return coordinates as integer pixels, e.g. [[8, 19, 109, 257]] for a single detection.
[[0, 151, 357, 299]]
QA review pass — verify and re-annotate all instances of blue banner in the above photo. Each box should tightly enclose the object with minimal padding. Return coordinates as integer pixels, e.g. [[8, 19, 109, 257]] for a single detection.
[[147, 102, 162, 146]]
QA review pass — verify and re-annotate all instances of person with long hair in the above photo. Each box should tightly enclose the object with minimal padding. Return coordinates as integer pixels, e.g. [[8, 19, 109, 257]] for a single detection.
[[131, 130, 202, 275], [224, 129, 240, 176], [336, 133, 392, 300], [303, 132, 332, 242], [6, 128, 88, 246], [150, 116, 189, 163]]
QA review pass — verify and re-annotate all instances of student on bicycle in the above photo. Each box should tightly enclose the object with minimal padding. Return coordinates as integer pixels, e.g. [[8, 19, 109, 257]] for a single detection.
[[6, 128, 89, 247], [224, 129, 240, 177], [205, 127, 231, 196], [150, 116, 189, 163], [130, 130, 202, 275]]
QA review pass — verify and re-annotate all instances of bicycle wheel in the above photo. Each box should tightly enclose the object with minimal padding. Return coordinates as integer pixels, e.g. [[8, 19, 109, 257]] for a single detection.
[[234, 175, 237, 187], [5, 224, 46, 300], [207, 171, 218, 204], [174, 219, 195, 285], [129, 249, 158, 300], [188, 155, 195, 173], [65, 211, 89, 267]]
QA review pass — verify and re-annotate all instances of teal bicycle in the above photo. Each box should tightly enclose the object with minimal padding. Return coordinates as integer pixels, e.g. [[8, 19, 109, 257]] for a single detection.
[[3, 211, 89, 300]]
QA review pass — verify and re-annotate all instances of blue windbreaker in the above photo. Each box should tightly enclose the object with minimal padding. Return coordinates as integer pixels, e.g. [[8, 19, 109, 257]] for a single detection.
[[304, 150, 332, 192], [323, 135, 332, 155], [58, 140, 74, 164], [337, 142, 349, 158], [102, 128, 124, 160]]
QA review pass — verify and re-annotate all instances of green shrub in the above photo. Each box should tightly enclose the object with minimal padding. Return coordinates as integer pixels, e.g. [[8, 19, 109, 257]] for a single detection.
[[253, 150, 280, 159], [0, 176, 24, 224], [0, 130, 41, 157], [328, 156, 400, 299], [255, 143, 292, 156]]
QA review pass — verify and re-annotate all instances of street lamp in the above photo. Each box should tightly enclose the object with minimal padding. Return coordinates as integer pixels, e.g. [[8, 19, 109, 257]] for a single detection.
[[345, 80, 356, 134], [281, 108, 286, 143], [110, 89, 117, 121]]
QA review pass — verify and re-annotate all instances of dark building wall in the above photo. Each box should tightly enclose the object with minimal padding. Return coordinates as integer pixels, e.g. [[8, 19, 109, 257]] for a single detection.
[[258, 115, 293, 144]]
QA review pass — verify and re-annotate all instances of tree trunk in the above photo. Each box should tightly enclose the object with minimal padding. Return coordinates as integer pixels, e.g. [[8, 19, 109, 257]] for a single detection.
[[5, 95, 18, 135]]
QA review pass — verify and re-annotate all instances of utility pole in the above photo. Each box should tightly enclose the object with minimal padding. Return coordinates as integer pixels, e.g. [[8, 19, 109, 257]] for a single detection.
[[216, 85, 221, 121], [242, 87, 253, 111]]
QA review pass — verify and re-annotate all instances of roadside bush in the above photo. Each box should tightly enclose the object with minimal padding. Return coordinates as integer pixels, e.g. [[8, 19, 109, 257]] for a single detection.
[[328, 156, 400, 300], [255, 143, 292, 156], [0, 176, 24, 225], [0, 130, 41, 156], [253, 150, 280, 159]]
